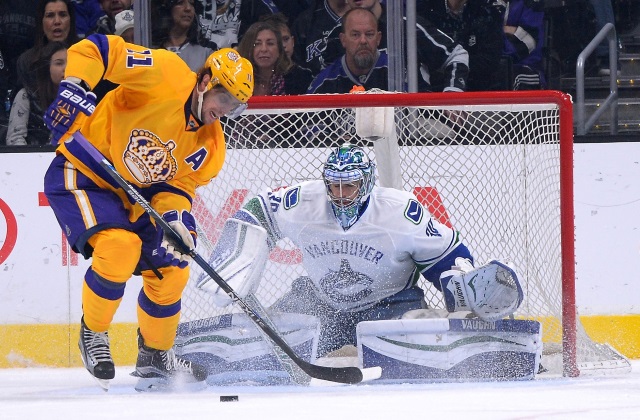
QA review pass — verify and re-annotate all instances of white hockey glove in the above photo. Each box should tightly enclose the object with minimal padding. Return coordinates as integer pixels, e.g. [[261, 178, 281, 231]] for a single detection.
[[156, 210, 197, 269], [438, 258, 523, 322], [197, 219, 269, 307]]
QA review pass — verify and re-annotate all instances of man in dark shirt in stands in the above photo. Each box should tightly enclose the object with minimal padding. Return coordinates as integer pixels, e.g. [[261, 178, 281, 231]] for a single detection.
[[310, 0, 469, 92], [308, 7, 384, 93]]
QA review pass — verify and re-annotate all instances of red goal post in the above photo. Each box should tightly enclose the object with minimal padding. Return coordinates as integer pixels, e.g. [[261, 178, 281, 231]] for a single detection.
[[182, 90, 630, 377]]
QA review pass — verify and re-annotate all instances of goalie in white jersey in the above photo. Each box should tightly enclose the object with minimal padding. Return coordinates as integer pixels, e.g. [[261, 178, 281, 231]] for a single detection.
[[197, 143, 523, 358]]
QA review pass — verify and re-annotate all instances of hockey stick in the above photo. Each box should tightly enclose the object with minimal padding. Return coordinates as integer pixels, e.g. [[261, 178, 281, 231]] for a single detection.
[[72, 131, 379, 385]]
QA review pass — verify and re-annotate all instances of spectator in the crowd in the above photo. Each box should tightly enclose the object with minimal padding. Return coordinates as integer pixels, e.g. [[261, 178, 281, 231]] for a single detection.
[[314, 0, 469, 93], [89, 0, 132, 35], [231, 19, 312, 149], [417, 0, 506, 91], [16, 0, 80, 96], [72, 0, 105, 38], [589, 0, 619, 76], [291, 0, 351, 76], [503, 0, 546, 90], [6, 41, 67, 146], [307, 7, 387, 93], [237, 20, 312, 95], [114, 9, 134, 43], [260, 13, 308, 67], [155, 0, 212, 72]]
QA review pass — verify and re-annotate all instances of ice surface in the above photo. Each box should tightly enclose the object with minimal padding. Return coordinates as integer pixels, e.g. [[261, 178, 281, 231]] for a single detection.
[[0, 361, 639, 419]]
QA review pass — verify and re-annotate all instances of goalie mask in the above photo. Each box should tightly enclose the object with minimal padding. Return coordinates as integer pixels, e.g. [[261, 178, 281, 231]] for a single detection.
[[323, 143, 376, 230], [197, 48, 254, 120]]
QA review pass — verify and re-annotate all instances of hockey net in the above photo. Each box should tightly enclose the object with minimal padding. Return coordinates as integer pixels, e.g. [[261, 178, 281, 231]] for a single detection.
[[181, 90, 630, 377]]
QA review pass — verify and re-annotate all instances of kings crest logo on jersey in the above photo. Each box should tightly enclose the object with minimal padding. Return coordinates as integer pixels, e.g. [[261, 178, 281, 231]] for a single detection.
[[123, 129, 178, 184]]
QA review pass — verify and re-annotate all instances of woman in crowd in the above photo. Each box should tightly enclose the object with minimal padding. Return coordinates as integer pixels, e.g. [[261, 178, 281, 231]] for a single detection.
[[16, 0, 79, 95], [154, 0, 212, 72], [6, 41, 67, 145], [237, 20, 312, 96], [260, 12, 296, 62]]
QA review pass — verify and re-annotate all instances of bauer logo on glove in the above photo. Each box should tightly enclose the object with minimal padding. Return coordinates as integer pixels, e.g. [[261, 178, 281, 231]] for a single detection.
[[59, 88, 97, 114], [44, 79, 97, 145]]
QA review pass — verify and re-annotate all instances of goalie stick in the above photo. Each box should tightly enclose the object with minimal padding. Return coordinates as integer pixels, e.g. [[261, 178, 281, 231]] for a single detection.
[[71, 131, 379, 385]]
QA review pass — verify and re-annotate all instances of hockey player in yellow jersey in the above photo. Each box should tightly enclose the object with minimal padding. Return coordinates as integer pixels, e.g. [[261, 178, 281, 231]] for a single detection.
[[42, 34, 253, 391]]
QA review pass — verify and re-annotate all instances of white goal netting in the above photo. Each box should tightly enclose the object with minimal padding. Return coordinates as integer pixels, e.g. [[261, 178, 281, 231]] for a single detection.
[[181, 91, 629, 376]]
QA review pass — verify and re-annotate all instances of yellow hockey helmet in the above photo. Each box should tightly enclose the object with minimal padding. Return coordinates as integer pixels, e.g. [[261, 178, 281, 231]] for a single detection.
[[204, 48, 254, 104]]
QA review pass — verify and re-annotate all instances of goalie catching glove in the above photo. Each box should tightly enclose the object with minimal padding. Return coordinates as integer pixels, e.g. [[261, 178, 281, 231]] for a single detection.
[[196, 219, 269, 307], [438, 258, 523, 322], [44, 78, 97, 145], [156, 210, 197, 269]]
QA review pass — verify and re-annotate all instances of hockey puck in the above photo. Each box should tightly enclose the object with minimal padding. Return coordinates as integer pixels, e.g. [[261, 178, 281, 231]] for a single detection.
[[220, 395, 239, 402]]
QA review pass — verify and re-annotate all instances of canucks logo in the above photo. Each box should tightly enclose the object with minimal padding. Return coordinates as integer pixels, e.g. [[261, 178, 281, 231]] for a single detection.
[[123, 129, 178, 184], [320, 259, 373, 303], [404, 199, 423, 224], [283, 187, 300, 210]]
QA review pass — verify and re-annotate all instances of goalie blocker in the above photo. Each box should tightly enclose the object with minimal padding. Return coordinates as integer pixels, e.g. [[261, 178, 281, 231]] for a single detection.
[[196, 219, 269, 307]]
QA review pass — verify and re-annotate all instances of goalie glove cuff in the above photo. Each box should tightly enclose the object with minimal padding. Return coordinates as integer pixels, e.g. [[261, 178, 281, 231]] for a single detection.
[[439, 257, 475, 312], [439, 269, 472, 313]]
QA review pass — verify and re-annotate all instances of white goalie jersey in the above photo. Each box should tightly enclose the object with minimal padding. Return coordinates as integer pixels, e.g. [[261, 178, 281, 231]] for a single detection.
[[238, 180, 463, 312]]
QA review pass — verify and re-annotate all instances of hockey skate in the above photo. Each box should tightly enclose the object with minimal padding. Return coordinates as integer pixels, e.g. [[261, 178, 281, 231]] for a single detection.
[[78, 317, 115, 391], [132, 330, 208, 392]]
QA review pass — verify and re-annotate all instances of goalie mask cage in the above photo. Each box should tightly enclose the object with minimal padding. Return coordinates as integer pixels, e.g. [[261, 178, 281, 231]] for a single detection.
[[182, 90, 630, 377]]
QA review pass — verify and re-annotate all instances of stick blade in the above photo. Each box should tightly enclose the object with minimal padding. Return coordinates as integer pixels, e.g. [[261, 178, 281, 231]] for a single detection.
[[361, 366, 382, 382], [309, 366, 382, 386]]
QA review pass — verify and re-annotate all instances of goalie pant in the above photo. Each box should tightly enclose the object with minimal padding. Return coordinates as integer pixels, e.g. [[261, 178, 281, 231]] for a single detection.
[[271, 276, 427, 358]]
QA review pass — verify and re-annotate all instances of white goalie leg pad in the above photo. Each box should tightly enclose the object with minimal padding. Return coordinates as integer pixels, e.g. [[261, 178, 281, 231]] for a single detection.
[[356, 318, 542, 381], [174, 312, 321, 385], [196, 219, 269, 307], [439, 258, 524, 321]]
